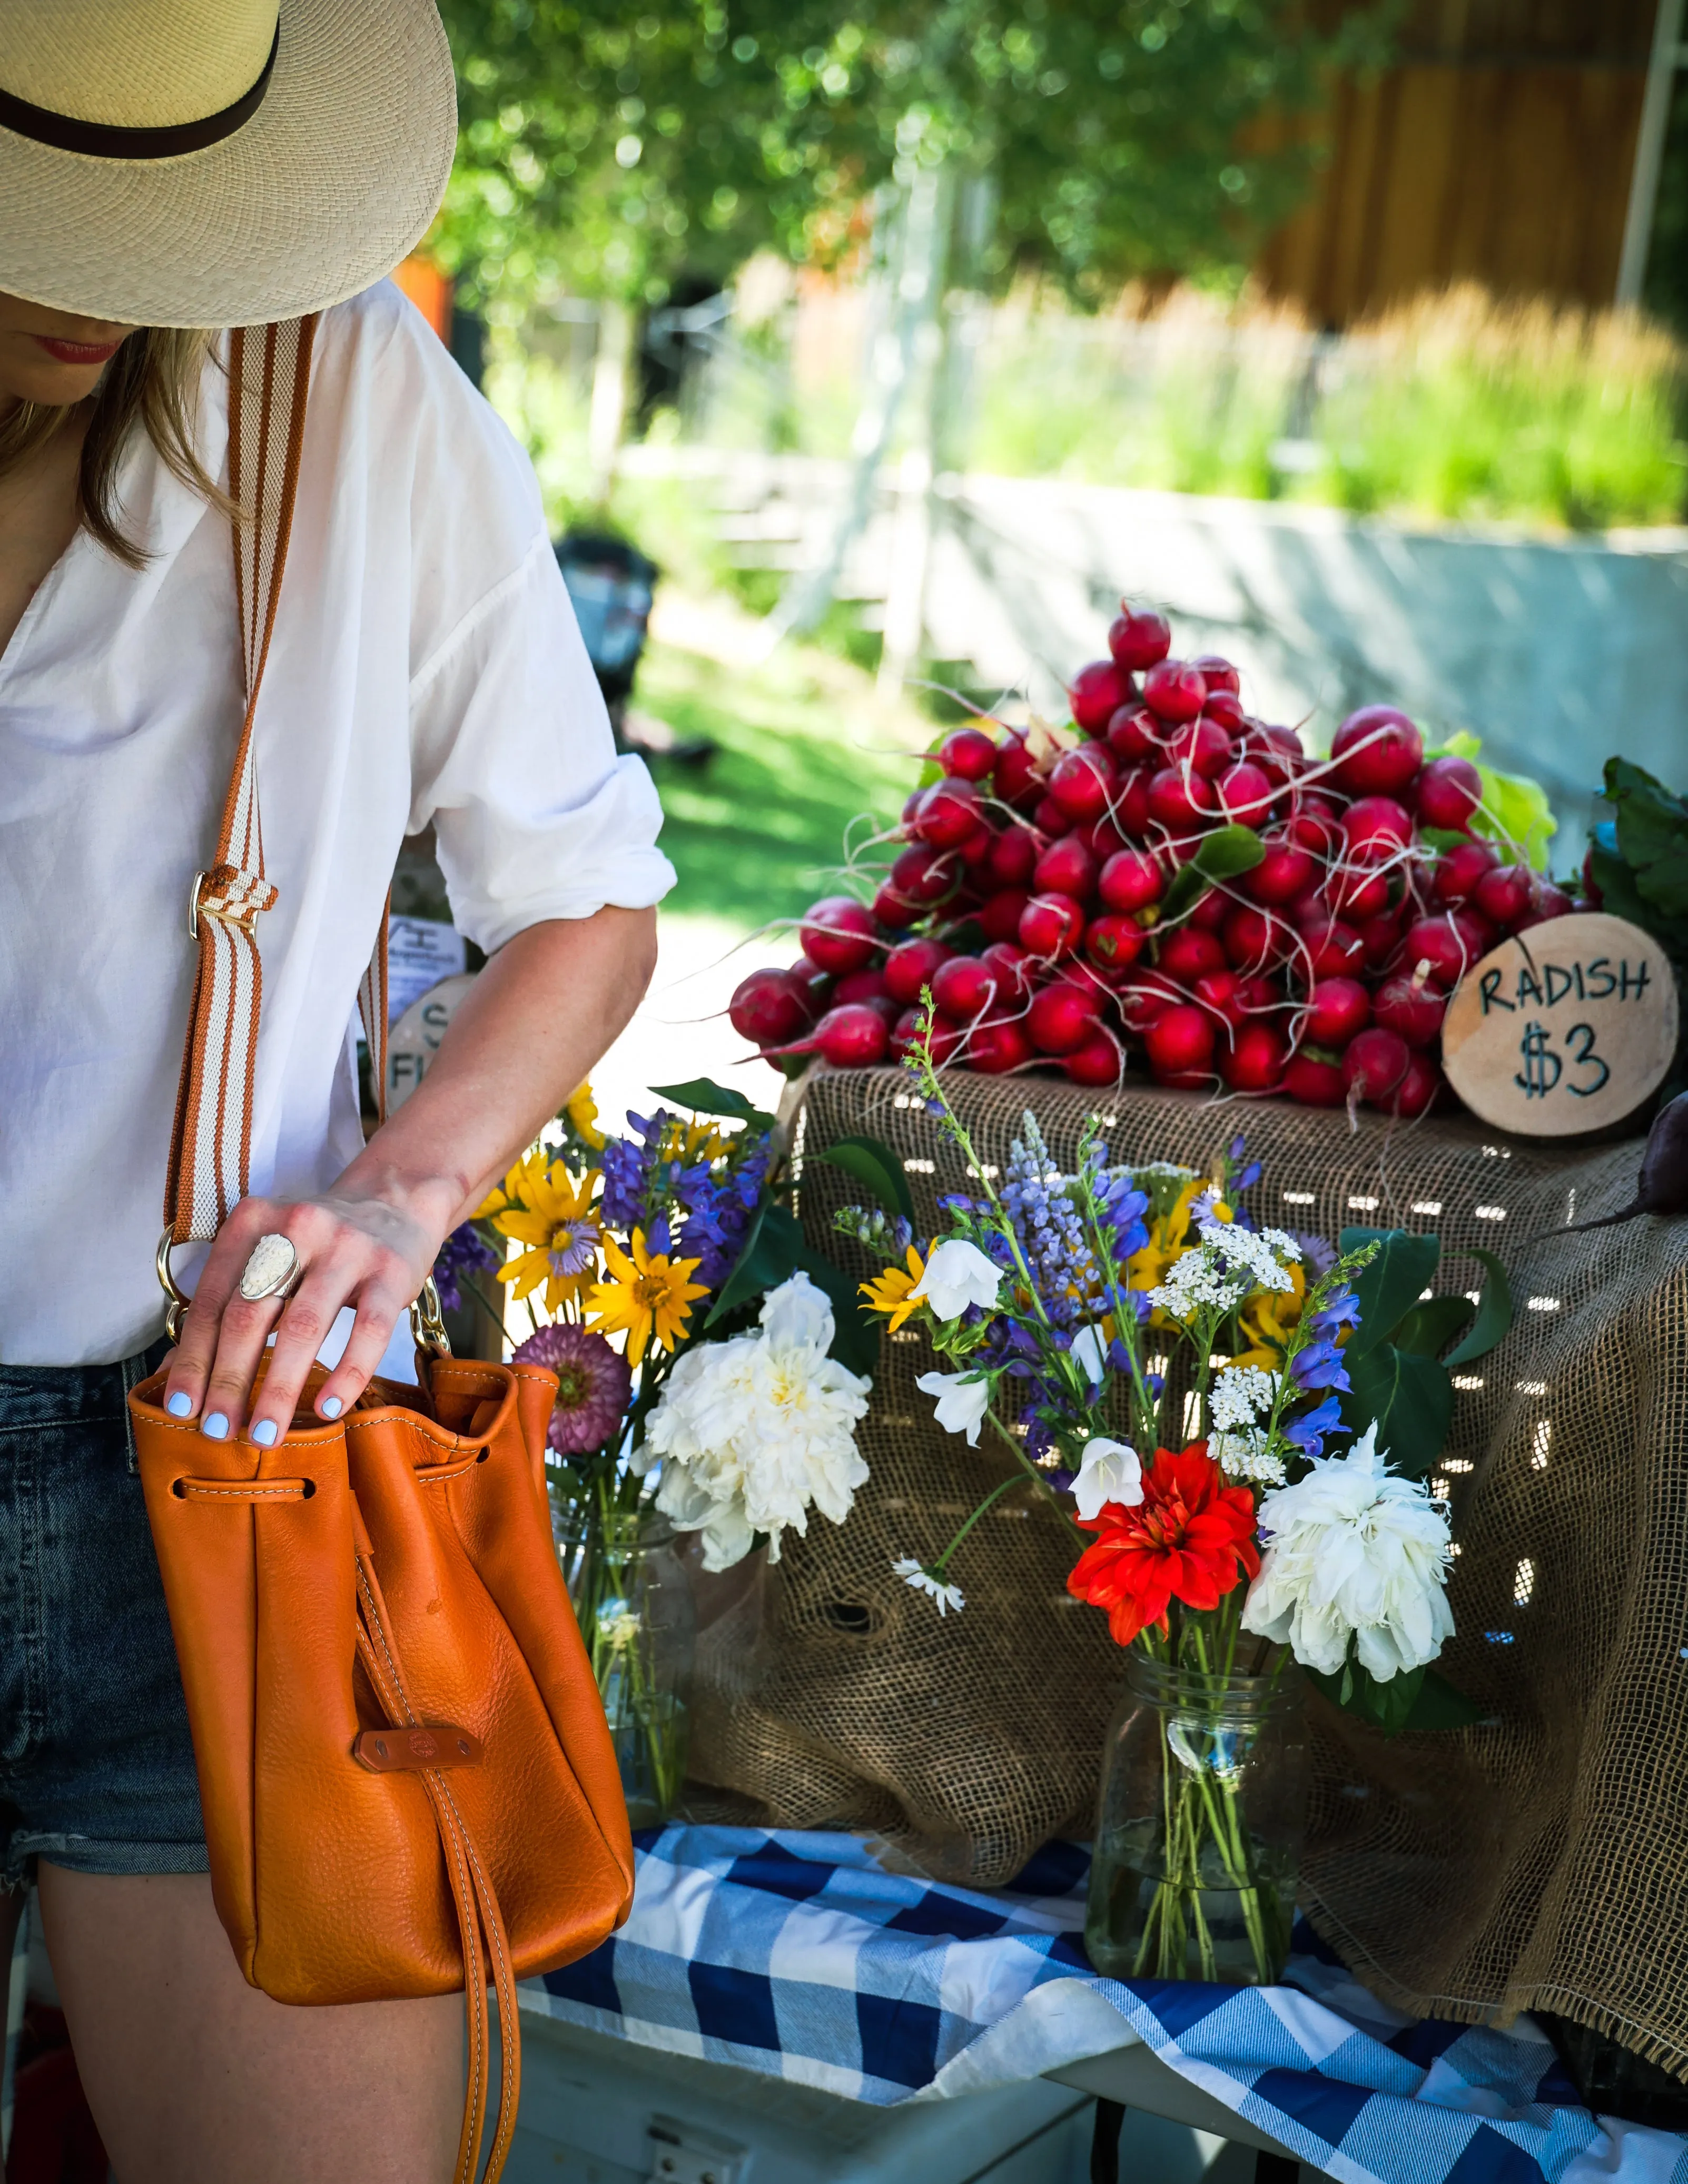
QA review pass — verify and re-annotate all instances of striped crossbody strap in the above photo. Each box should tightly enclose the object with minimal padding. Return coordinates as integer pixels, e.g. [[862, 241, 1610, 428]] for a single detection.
[[163, 316, 318, 1247]]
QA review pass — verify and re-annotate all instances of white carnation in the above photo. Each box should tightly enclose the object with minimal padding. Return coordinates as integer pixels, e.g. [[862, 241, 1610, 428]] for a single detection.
[[638, 1272, 871, 1570], [1241, 1423, 1454, 1680]]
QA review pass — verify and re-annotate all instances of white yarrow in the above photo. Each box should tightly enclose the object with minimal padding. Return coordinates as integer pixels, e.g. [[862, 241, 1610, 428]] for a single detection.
[[893, 1557, 965, 1616], [1210, 1429, 1286, 1487], [1241, 1423, 1454, 1679], [1209, 1366, 1280, 1433], [915, 1369, 991, 1446], [1072, 1436, 1143, 1520], [636, 1272, 871, 1570], [908, 1237, 1003, 1320]]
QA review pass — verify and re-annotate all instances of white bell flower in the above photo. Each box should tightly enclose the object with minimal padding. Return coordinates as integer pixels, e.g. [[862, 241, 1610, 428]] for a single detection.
[[1241, 1422, 1454, 1680], [915, 1369, 991, 1445], [639, 1272, 871, 1569], [1071, 1322, 1110, 1385], [908, 1238, 1003, 1320], [1072, 1436, 1143, 1521]]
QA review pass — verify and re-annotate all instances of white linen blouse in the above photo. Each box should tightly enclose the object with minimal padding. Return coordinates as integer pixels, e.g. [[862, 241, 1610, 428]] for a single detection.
[[0, 281, 674, 1367]]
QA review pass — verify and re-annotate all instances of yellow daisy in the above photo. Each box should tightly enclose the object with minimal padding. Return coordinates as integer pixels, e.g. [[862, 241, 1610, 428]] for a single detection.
[[1231, 1260, 1308, 1370], [588, 1229, 709, 1368], [493, 1155, 604, 1315], [860, 1244, 927, 1333], [564, 1081, 607, 1150]]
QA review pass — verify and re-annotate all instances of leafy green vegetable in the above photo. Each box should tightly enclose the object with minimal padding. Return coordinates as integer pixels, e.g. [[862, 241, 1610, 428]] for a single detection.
[[650, 1079, 776, 1129], [1594, 761, 1688, 956], [811, 1136, 915, 1225], [1429, 731, 1557, 871]]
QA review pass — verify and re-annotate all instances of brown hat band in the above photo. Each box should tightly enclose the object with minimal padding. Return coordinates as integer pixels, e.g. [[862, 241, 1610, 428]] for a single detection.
[[0, 23, 278, 162]]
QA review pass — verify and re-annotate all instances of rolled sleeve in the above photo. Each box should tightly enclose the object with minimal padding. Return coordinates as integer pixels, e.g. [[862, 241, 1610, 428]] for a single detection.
[[408, 534, 675, 954]]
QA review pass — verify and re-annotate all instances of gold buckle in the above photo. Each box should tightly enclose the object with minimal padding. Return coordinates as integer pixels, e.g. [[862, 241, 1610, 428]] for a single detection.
[[187, 868, 260, 939], [156, 1229, 192, 1345]]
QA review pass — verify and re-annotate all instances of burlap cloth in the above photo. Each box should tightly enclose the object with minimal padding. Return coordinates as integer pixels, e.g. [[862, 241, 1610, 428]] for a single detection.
[[684, 1065, 1688, 2070]]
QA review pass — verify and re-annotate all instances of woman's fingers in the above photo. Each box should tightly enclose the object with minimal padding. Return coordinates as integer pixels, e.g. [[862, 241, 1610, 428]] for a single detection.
[[307, 1280, 410, 1425], [160, 1199, 282, 1429]]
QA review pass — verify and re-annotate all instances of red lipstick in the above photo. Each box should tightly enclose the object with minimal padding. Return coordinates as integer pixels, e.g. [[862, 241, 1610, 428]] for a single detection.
[[32, 334, 124, 366]]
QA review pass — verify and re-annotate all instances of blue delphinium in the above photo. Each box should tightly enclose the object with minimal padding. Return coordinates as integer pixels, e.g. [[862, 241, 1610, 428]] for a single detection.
[[1284, 1394, 1346, 1459], [432, 1222, 498, 1314]]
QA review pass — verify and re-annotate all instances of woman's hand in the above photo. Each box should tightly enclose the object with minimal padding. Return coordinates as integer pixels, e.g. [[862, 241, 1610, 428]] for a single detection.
[[159, 904, 658, 1443], [160, 1183, 453, 1444]]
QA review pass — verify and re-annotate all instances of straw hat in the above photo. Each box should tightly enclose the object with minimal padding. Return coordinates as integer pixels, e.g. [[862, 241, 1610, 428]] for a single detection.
[[0, 1, 457, 328]]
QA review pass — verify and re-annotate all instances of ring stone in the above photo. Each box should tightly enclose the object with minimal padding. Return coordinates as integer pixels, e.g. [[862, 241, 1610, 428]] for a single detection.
[[239, 1232, 300, 1302]]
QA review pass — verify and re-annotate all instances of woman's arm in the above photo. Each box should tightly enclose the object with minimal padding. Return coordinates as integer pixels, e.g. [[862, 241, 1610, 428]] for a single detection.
[[161, 904, 658, 1443]]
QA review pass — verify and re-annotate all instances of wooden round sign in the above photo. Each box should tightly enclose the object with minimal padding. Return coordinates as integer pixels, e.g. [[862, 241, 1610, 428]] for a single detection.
[[386, 972, 478, 1113], [1442, 912, 1678, 1137]]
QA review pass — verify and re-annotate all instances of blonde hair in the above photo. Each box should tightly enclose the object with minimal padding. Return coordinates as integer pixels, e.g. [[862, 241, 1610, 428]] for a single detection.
[[0, 327, 223, 567]]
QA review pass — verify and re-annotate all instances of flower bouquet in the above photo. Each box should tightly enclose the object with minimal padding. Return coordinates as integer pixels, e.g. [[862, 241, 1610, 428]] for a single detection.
[[432, 1078, 873, 1822], [838, 1014, 1508, 1984]]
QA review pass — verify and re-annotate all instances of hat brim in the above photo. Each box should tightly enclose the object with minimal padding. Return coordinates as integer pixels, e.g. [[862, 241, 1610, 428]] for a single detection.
[[0, 0, 457, 328]]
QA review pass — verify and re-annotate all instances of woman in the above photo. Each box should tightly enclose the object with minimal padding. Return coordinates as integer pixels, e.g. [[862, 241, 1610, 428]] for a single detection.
[[0, 6, 670, 2178]]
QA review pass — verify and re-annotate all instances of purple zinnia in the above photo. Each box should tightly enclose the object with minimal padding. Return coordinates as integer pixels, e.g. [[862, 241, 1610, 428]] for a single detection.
[[514, 1324, 633, 1455]]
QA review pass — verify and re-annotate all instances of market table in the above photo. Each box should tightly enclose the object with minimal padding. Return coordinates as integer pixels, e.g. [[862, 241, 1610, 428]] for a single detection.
[[515, 1826, 1688, 2183]]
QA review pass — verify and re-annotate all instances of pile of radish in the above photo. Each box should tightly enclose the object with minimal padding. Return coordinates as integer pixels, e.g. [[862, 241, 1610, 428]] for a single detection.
[[729, 604, 1577, 1115]]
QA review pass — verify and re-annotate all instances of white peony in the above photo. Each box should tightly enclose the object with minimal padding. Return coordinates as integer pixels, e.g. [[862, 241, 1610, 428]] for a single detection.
[[635, 1272, 871, 1570], [1241, 1423, 1454, 1681], [908, 1238, 1003, 1320], [915, 1369, 991, 1445], [1072, 1437, 1143, 1520]]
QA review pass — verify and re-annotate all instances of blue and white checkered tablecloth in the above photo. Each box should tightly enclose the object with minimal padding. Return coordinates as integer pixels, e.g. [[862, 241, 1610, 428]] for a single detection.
[[520, 1825, 1688, 2184]]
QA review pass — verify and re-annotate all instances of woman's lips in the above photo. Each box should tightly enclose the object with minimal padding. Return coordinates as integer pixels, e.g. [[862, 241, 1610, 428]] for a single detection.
[[32, 334, 124, 365]]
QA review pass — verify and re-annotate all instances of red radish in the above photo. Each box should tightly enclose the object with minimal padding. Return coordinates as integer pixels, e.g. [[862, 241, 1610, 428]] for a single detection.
[[913, 776, 981, 849], [983, 941, 1036, 998], [1515, 881, 1574, 931], [1284, 1052, 1346, 1108], [1331, 705, 1424, 796], [1049, 743, 1117, 821], [1158, 926, 1227, 980], [1304, 976, 1371, 1047], [969, 1018, 1032, 1073], [1343, 1026, 1411, 1104], [833, 967, 891, 1007], [1064, 1030, 1124, 1086], [1191, 969, 1242, 1022], [872, 883, 919, 930], [1118, 978, 1176, 1034], [1236, 974, 1285, 1014], [890, 844, 957, 905], [1086, 816, 1133, 862], [1188, 888, 1228, 933], [810, 1003, 889, 1068], [1401, 911, 1493, 987], [1020, 893, 1086, 960], [1220, 1023, 1287, 1092], [1415, 754, 1483, 832], [884, 937, 954, 1006], [1070, 659, 1134, 733], [1582, 848, 1603, 908], [1029, 981, 1102, 1054], [1191, 655, 1241, 696], [986, 824, 1038, 889], [993, 733, 1041, 810], [1144, 659, 1207, 723], [1374, 964, 1446, 1047], [1391, 1049, 1442, 1118], [1146, 1004, 1216, 1082], [1084, 914, 1146, 976], [1328, 862, 1394, 922], [799, 896, 878, 974], [1299, 915, 1365, 979], [1167, 717, 1232, 779], [1246, 834, 1316, 905], [939, 726, 998, 780], [1201, 690, 1247, 733], [931, 956, 1001, 1020], [980, 887, 1033, 942], [729, 969, 811, 1046], [956, 822, 996, 870], [1216, 761, 1274, 819], [901, 786, 925, 826], [1114, 768, 1153, 835], [1109, 604, 1172, 670], [1356, 908, 1404, 967], [1032, 793, 1074, 837], [1100, 848, 1165, 914], [891, 1008, 962, 1066], [1241, 725, 1304, 789], [1434, 838, 1501, 907], [1034, 834, 1098, 897], [1343, 796, 1414, 855], [1286, 804, 1342, 856], [788, 954, 832, 1001], [1105, 703, 1156, 764], [1473, 862, 1532, 927], [1147, 766, 1217, 830]]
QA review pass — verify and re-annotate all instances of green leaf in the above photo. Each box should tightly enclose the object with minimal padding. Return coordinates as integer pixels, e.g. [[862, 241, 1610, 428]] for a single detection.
[[1445, 1248, 1513, 1366], [1390, 1294, 1476, 1358], [1404, 1667, 1487, 1731], [1307, 1658, 1426, 1736], [650, 1079, 775, 1128], [1340, 1343, 1453, 1476], [812, 1135, 915, 1224], [1419, 827, 1470, 854], [1605, 757, 1688, 920], [1340, 1227, 1442, 1357], [704, 1199, 799, 1326], [793, 1244, 880, 1376], [1430, 731, 1557, 871], [1160, 824, 1265, 924]]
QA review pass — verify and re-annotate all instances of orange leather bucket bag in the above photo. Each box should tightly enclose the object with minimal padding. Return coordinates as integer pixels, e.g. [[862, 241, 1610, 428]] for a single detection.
[[125, 319, 634, 2184]]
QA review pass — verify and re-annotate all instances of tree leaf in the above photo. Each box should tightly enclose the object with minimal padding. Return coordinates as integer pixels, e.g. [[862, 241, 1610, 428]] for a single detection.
[[1390, 1295, 1476, 1358], [1340, 1227, 1442, 1357], [650, 1079, 775, 1127], [1445, 1248, 1513, 1366], [1340, 1343, 1453, 1476], [812, 1135, 915, 1224]]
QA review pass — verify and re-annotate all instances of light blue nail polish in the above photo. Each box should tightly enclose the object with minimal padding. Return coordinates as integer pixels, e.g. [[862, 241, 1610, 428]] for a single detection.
[[166, 1391, 193, 1418], [201, 1412, 230, 1441], [251, 1418, 279, 1447], [320, 1395, 343, 1420]]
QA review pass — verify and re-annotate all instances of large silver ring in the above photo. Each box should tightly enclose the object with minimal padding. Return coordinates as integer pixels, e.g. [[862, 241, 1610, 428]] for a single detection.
[[239, 1232, 302, 1303]]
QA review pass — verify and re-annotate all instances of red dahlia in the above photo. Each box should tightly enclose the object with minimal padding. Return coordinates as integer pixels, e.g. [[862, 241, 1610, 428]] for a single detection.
[[1066, 1444, 1259, 1646]]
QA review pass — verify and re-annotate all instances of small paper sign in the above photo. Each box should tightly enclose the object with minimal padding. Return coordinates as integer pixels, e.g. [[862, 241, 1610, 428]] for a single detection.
[[1442, 912, 1679, 1137], [386, 972, 478, 1113], [387, 915, 468, 1026]]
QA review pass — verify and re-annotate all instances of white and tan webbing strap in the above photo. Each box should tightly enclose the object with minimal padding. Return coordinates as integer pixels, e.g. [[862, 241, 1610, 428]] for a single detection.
[[163, 316, 318, 1260]]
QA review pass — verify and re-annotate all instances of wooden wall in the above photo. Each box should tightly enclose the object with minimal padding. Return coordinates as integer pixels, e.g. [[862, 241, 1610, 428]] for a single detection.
[[1256, 0, 1658, 325]]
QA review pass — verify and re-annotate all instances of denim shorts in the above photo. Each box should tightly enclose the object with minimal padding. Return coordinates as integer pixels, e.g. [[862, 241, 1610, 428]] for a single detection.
[[0, 1340, 209, 1890]]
